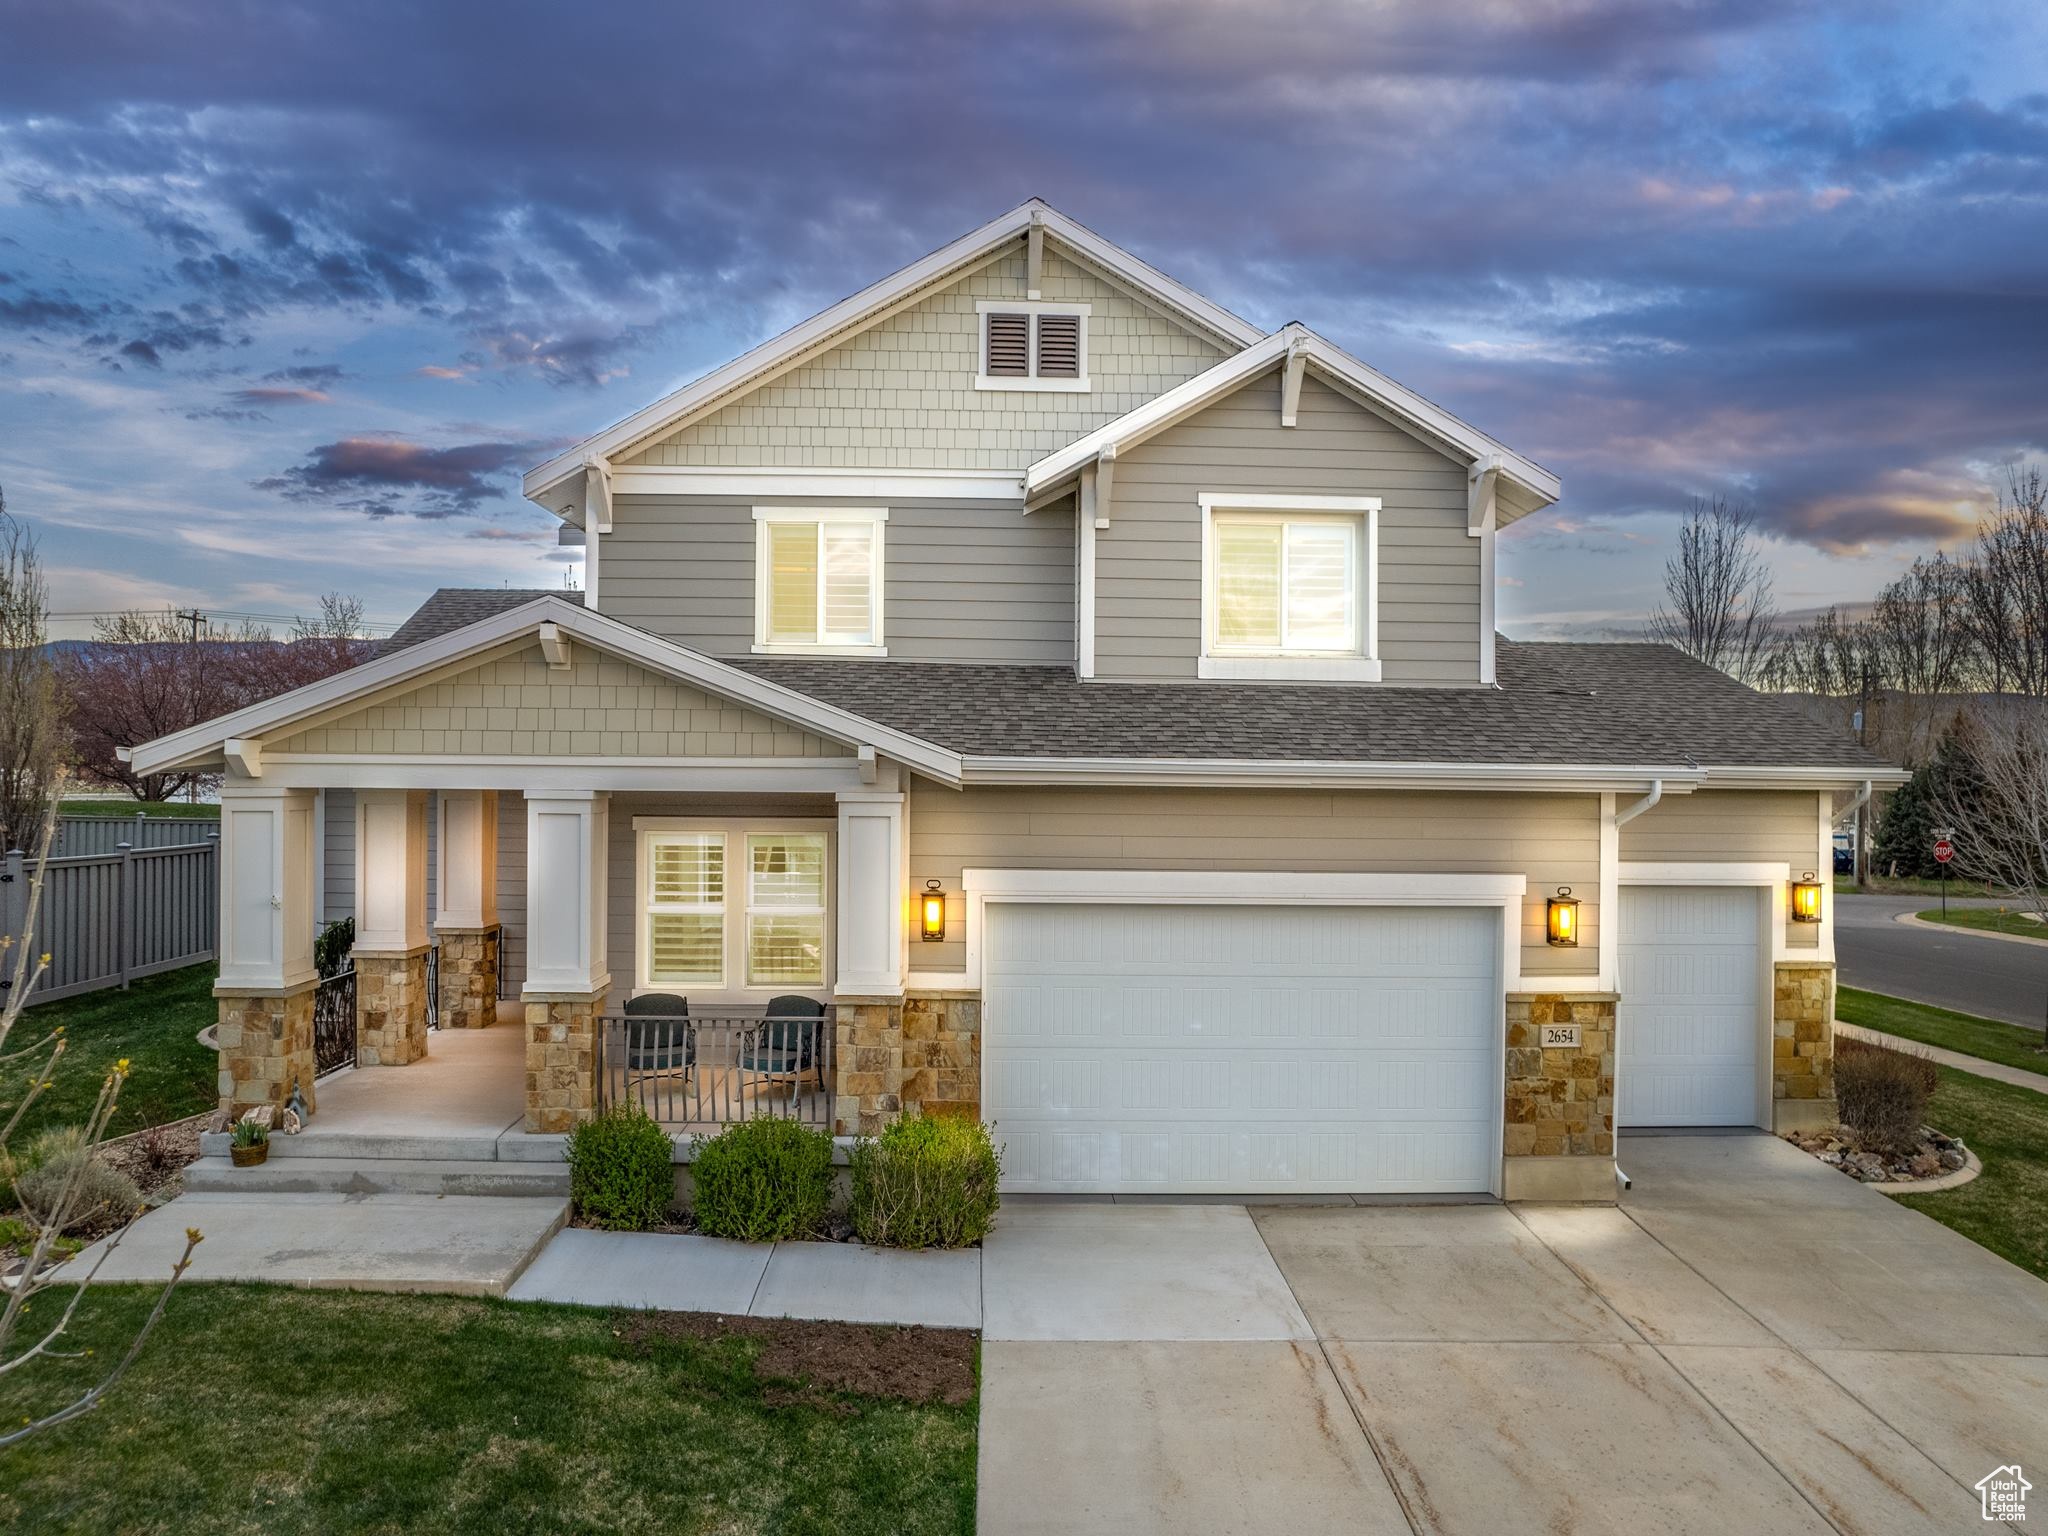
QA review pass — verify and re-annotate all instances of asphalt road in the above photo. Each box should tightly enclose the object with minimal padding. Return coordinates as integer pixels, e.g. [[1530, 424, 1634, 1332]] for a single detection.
[[1835, 893, 2048, 1031]]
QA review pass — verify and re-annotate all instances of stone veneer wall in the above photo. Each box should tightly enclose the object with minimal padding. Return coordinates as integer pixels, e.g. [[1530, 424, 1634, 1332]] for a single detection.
[[525, 989, 604, 1133], [832, 992, 982, 1136], [1773, 961, 1837, 1129], [216, 984, 317, 1118], [437, 926, 501, 1030], [355, 949, 430, 1066], [1504, 993, 1617, 1201]]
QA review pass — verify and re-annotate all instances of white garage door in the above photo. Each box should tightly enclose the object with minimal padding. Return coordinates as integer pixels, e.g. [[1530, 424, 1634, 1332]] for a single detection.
[[982, 903, 1500, 1194], [1617, 886, 1762, 1127]]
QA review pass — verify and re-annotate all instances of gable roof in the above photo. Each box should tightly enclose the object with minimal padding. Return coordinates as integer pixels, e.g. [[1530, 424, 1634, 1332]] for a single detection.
[[1025, 323, 1561, 520], [380, 587, 583, 655], [521, 200, 1266, 512]]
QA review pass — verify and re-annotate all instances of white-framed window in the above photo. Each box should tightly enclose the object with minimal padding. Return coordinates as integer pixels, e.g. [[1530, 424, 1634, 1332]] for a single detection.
[[1198, 493, 1382, 682], [975, 300, 1090, 393], [752, 507, 886, 655], [636, 820, 832, 997]]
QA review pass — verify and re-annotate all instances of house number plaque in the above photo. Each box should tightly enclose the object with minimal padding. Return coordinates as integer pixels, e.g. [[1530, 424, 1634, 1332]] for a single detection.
[[1541, 1025, 1581, 1049]]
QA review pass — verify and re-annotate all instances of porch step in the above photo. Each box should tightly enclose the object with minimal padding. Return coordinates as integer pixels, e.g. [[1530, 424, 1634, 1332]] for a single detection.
[[184, 1155, 571, 1199], [199, 1130, 512, 1162]]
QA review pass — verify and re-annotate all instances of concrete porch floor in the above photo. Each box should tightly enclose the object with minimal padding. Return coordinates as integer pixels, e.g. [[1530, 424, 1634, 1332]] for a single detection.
[[302, 1003, 528, 1145]]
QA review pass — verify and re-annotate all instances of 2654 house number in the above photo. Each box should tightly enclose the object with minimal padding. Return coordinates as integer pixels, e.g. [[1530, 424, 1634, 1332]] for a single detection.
[[1541, 1025, 1581, 1048]]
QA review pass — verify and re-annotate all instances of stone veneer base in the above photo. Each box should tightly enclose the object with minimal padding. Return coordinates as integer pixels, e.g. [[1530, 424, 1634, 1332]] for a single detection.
[[355, 947, 431, 1066], [524, 987, 605, 1133], [215, 981, 318, 1119], [436, 925, 501, 1030], [832, 991, 982, 1136]]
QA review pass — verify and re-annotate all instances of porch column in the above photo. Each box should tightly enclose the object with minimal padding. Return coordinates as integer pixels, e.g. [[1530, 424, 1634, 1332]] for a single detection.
[[353, 789, 431, 1066], [521, 791, 609, 1132], [833, 784, 907, 1133], [435, 789, 500, 1029], [214, 785, 320, 1118]]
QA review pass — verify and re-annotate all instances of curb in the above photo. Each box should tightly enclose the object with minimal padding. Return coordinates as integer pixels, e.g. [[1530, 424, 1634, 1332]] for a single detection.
[[1891, 910, 2048, 950], [1873, 1147, 1983, 1196]]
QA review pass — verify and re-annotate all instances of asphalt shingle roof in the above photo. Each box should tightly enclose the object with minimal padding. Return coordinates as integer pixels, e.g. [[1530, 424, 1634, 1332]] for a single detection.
[[381, 588, 581, 655]]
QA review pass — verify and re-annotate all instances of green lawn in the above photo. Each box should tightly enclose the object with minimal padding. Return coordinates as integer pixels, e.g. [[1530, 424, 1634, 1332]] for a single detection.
[[1897, 1067, 2048, 1282], [1915, 905, 2048, 940], [3, 963, 219, 1141], [1834, 873, 1990, 896], [1837, 986, 2048, 1078], [0, 1286, 977, 1535], [58, 799, 220, 820]]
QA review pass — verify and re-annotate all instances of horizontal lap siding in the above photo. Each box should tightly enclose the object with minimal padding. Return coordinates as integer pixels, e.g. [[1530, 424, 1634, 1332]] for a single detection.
[[1620, 791, 1826, 952], [603, 494, 1076, 664], [1098, 372, 1480, 685], [909, 783, 1601, 982]]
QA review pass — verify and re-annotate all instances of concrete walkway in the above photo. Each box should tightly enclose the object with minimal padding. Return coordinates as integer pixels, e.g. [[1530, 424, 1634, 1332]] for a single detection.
[[1837, 1018, 2048, 1092], [979, 1134, 2048, 1536]]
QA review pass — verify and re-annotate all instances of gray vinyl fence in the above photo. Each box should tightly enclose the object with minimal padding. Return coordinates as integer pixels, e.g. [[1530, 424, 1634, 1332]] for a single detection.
[[0, 838, 220, 1005], [53, 812, 220, 856]]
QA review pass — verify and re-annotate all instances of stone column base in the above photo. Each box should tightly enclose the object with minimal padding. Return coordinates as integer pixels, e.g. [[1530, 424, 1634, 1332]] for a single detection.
[[436, 925, 501, 1030], [1773, 1098, 1841, 1134], [1504, 993, 1618, 1204], [833, 996, 904, 1136], [216, 980, 319, 1120], [902, 992, 982, 1120], [356, 947, 430, 1066], [524, 987, 605, 1133], [1774, 962, 1836, 1107]]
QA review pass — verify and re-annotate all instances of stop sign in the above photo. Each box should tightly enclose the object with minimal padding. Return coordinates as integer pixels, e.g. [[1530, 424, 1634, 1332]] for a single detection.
[[1934, 838, 1955, 864]]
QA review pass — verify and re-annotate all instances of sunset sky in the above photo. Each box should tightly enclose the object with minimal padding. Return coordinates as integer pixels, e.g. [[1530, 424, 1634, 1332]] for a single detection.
[[2, 0, 2043, 638]]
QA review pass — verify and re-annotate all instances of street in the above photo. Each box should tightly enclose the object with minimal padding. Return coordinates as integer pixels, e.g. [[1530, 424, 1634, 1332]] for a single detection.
[[1835, 892, 2048, 1031]]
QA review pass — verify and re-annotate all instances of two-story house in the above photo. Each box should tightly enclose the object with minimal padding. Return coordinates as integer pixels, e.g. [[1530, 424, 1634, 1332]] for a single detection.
[[138, 201, 1901, 1202]]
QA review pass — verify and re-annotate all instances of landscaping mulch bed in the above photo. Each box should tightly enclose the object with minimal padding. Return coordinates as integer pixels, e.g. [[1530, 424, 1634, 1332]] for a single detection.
[[617, 1308, 979, 1407], [1783, 1125, 1970, 1184], [97, 1111, 209, 1201]]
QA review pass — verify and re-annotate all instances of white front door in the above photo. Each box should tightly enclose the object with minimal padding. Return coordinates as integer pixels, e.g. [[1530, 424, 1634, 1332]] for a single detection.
[[1617, 886, 1763, 1127], [982, 902, 1500, 1194]]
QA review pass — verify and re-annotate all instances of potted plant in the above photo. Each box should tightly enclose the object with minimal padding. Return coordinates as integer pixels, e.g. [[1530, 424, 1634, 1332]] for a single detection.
[[230, 1119, 270, 1168]]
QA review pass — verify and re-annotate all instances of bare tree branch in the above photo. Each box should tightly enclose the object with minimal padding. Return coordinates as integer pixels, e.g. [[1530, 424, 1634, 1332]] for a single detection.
[[1646, 496, 1780, 683]]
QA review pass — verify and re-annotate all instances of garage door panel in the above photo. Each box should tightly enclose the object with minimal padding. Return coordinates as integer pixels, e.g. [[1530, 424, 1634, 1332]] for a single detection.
[[1618, 887, 1761, 1128], [985, 903, 1500, 1194]]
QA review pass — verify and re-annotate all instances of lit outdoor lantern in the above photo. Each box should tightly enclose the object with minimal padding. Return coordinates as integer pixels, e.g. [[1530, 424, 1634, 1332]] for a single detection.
[[920, 879, 947, 942], [1545, 886, 1580, 947], [1791, 871, 1823, 924]]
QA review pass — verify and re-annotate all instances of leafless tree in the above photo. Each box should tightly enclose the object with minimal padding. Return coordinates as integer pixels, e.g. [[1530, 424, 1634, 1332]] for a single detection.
[[1866, 553, 1978, 763], [1961, 467, 2048, 698], [0, 785, 199, 1442], [1932, 706, 2048, 1041], [1647, 496, 1780, 683], [0, 492, 66, 849]]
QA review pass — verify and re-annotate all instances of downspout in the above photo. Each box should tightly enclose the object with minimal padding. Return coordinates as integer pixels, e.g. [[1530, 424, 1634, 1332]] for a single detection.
[[1614, 779, 1663, 827], [1832, 779, 1873, 827], [1610, 777, 1663, 1197]]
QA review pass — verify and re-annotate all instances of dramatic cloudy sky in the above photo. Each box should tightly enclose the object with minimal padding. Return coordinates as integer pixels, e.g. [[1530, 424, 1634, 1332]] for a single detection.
[[2, 0, 2044, 638]]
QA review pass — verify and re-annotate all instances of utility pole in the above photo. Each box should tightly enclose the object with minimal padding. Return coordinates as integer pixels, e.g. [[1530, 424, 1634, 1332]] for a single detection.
[[1853, 658, 1872, 890], [175, 609, 206, 803]]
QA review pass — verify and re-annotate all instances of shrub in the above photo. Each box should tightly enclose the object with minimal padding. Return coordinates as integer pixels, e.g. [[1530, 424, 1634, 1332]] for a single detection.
[[230, 1118, 269, 1148], [689, 1116, 835, 1242], [7, 1126, 144, 1232], [314, 916, 356, 979], [138, 1123, 180, 1173], [851, 1114, 1002, 1250], [565, 1103, 676, 1231], [1835, 1037, 1937, 1155]]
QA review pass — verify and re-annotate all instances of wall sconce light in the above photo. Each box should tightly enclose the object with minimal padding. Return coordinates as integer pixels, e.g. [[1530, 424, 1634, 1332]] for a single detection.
[[1791, 871, 1823, 924], [920, 879, 947, 942], [1545, 886, 1580, 947]]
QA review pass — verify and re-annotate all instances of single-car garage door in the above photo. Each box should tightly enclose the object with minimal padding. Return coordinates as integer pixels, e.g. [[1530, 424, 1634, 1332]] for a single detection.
[[1617, 886, 1763, 1127], [982, 903, 1500, 1194]]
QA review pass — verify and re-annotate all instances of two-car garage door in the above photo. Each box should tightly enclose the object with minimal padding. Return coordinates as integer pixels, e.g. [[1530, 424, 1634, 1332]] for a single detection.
[[982, 903, 1499, 1195]]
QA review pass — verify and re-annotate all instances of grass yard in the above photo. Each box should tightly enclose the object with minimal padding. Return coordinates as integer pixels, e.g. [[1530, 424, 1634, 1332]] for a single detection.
[[1834, 873, 1991, 897], [3, 963, 219, 1141], [58, 799, 220, 820], [0, 1286, 977, 1536], [1897, 1066, 2048, 1282], [1837, 985, 2048, 1078], [1915, 905, 2048, 940]]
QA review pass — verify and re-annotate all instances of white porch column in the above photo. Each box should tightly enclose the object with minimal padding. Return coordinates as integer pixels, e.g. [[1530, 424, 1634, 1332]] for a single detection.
[[522, 791, 609, 1133], [436, 789, 500, 1028], [353, 789, 431, 1065], [835, 787, 906, 999], [215, 785, 319, 1116]]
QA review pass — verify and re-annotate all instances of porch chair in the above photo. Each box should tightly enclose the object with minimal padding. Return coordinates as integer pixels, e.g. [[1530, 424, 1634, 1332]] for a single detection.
[[621, 993, 693, 1076], [737, 995, 828, 1096]]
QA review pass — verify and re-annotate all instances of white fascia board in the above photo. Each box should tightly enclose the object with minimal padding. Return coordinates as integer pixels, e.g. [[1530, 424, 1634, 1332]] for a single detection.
[[1023, 325, 1562, 515], [131, 596, 966, 787], [958, 756, 1706, 793], [1699, 764, 1910, 790], [962, 868, 1529, 904], [523, 200, 1263, 508], [254, 755, 874, 794], [610, 467, 1023, 501]]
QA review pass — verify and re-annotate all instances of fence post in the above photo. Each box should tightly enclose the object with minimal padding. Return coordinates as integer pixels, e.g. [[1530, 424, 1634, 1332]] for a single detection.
[[0, 848, 22, 1001], [116, 841, 135, 991]]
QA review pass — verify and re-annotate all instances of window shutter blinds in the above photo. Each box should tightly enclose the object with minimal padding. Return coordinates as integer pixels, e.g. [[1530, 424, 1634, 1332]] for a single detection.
[[1284, 523, 1355, 649], [1035, 312, 1081, 377], [1215, 522, 1283, 647], [985, 312, 1030, 376], [767, 522, 819, 642], [819, 523, 874, 642]]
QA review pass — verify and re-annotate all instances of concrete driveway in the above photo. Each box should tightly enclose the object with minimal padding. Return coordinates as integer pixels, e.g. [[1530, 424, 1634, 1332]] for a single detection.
[[977, 1135, 2048, 1534]]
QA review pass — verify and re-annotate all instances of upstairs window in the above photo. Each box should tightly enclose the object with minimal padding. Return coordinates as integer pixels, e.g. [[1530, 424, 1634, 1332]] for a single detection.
[[1199, 494, 1382, 682], [753, 507, 886, 654], [977, 301, 1089, 392]]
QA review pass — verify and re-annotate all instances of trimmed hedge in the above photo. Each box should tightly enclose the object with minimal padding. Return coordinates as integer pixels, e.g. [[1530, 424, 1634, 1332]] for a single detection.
[[850, 1114, 1001, 1249], [689, 1116, 835, 1242], [565, 1103, 675, 1230]]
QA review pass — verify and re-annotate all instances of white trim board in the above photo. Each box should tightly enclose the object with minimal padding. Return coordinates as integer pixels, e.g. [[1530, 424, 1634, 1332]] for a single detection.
[[610, 468, 1022, 501]]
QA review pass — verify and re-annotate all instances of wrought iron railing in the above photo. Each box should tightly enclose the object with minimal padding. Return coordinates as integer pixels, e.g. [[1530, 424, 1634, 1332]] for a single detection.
[[424, 942, 441, 1030], [595, 1012, 833, 1129], [313, 968, 358, 1076]]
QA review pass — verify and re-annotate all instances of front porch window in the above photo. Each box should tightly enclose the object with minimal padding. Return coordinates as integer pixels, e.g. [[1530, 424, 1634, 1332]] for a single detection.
[[746, 834, 827, 987], [636, 820, 832, 995], [645, 833, 724, 987]]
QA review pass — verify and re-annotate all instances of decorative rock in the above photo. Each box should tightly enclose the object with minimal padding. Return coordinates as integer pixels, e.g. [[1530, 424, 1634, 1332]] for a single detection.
[[1939, 1148, 1967, 1171], [238, 1104, 276, 1128], [281, 1109, 302, 1136]]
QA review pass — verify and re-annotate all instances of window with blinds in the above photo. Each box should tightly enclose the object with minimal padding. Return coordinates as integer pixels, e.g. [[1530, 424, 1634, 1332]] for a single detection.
[[757, 514, 882, 648], [638, 827, 831, 994], [745, 833, 827, 987], [645, 833, 725, 986], [1212, 514, 1360, 654]]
